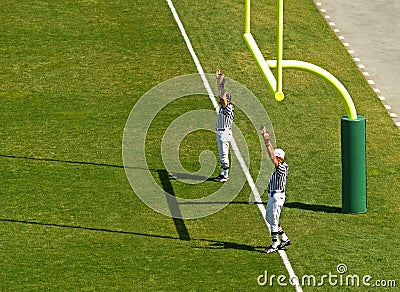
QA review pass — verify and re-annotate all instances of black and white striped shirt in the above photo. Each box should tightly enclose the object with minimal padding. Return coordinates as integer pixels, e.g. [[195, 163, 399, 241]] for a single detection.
[[268, 161, 288, 193], [216, 103, 234, 130]]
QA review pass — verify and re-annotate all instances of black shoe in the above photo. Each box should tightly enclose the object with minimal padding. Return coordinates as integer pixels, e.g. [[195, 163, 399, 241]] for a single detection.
[[260, 245, 279, 254], [278, 239, 292, 249], [213, 174, 229, 182]]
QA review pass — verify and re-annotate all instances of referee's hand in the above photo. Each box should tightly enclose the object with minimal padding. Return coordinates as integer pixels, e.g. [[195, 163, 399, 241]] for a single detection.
[[260, 126, 270, 143], [216, 68, 225, 82]]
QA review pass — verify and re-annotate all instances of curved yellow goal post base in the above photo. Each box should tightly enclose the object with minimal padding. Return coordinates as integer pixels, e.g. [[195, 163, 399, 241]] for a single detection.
[[267, 60, 357, 120]]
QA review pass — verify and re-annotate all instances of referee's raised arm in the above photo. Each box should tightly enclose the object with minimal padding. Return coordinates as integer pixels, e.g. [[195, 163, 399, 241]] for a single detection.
[[260, 126, 279, 167], [216, 68, 226, 98]]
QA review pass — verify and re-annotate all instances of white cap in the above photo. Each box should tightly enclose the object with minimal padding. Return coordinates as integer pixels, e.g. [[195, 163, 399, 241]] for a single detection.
[[274, 148, 285, 160]]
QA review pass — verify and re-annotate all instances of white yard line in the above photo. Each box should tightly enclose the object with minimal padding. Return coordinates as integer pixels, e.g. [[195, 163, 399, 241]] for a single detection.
[[166, 1, 302, 290]]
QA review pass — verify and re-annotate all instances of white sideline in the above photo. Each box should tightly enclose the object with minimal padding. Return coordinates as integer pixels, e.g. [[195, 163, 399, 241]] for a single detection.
[[166, 1, 302, 291]]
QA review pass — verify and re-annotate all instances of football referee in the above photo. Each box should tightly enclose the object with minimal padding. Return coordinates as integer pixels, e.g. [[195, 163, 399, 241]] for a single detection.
[[213, 68, 234, 182], [260, 126, 292, 253]]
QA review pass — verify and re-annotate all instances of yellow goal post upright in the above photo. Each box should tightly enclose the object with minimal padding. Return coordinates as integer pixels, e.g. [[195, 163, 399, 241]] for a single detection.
[[242, 0, 367, 214]]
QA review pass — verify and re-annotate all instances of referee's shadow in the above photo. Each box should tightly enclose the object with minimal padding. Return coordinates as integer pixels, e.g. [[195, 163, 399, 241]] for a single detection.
[[284, 202, 342, 214]]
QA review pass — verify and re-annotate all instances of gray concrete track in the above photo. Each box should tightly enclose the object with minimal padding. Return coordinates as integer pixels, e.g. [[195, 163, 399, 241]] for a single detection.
[[314, 0, 400, 128]]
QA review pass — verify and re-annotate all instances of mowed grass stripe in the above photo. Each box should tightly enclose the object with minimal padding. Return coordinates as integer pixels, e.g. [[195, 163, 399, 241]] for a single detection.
[[166, 1, 303, 290]]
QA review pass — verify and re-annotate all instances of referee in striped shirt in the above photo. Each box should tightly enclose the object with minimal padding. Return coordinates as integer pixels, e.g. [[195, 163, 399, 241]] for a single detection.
[[260, 126, 292, 253], [214, 68, 234, 182]]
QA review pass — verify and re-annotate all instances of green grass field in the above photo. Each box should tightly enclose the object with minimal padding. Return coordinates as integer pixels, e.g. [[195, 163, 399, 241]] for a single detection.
[[1, 0, 399, 290]]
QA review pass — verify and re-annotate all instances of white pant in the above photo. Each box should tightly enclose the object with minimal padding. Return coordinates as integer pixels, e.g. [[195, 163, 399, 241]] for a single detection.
[[266, 192, 286, 233], [216, 129, 232, 171]]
